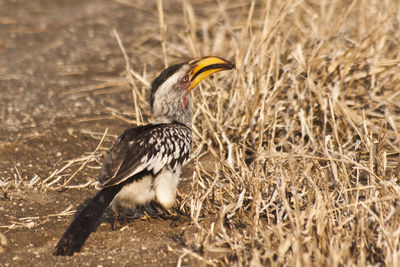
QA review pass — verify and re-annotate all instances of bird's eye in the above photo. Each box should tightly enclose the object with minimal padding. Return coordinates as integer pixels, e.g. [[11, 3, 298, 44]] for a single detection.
[[181, 75, 189, 83]]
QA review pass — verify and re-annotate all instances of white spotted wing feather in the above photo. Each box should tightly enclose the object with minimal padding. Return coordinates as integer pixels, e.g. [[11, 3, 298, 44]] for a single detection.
[[97, 123, 192, 188]]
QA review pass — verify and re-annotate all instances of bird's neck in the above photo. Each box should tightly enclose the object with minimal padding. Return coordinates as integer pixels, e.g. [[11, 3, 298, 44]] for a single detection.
[[154, 115, 192, 128], [153, 100, 193, 128]]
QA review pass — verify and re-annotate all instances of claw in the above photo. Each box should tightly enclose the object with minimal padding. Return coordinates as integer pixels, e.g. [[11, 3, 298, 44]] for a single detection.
[[141, 202, 171, 220]]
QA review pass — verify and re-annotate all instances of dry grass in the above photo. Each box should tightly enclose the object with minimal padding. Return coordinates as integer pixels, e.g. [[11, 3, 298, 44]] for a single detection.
[[4, 0, 400, 265], [167, 0, 400, 265], [119, 0, 400, 265]]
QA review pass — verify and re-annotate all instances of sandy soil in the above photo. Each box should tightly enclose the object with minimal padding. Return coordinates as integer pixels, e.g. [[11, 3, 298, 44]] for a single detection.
[[0, 0, 198, 265]]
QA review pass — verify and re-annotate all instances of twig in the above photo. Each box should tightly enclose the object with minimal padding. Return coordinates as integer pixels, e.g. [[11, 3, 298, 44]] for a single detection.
[[54, 128, 108, 190]]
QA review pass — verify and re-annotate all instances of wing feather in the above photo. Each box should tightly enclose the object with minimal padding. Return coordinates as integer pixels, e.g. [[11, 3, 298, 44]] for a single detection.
[[98, 123, 192, 188]]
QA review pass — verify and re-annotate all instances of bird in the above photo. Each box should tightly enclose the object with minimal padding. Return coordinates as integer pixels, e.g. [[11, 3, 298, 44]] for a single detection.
[[52, 56, 235, 256]]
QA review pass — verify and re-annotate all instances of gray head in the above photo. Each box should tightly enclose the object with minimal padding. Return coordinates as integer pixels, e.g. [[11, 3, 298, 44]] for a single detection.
[[150, 56, 236, 127]]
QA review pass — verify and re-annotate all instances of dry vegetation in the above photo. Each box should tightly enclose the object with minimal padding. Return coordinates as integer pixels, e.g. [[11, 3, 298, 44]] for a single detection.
[[3, 0, 400, 265], [173, 0, 400, 265], [176, 0, 400, 265]]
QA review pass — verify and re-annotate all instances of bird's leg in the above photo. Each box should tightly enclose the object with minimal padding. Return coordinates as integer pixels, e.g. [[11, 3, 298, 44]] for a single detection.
[[141, 203, 160, 220], [142, 201, 171, 220], [112, 205, 123, 230], [139, 205, 151, 220], [151, 201, 171, 220]]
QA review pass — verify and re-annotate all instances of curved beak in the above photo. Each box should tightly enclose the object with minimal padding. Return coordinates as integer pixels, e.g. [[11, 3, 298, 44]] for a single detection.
[[188, 56, 235, 91]]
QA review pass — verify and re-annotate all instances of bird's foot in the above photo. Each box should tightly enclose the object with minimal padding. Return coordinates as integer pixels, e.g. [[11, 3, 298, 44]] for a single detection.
[[111, 215, 126, 230], [141, 202, 171, 220]]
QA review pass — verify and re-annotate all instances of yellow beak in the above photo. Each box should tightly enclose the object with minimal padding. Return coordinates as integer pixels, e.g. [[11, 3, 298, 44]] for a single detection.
[[188, 56, 235, 91]]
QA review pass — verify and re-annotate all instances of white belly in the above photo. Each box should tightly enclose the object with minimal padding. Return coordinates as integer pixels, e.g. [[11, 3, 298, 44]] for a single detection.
[[154, 165, 181, 209], [110, 165, 181, 212], [111, 174, 155, 212]]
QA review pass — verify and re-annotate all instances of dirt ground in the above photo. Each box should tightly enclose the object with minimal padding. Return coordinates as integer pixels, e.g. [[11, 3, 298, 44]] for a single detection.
[[0, 0, 201, 265]]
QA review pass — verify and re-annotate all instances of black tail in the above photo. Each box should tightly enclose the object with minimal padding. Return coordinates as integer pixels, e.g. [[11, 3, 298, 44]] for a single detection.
[[53, 185, 121, 256]]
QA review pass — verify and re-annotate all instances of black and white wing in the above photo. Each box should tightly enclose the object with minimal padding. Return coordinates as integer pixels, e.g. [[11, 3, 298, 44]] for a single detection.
[[97, 122, 192, 188]]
